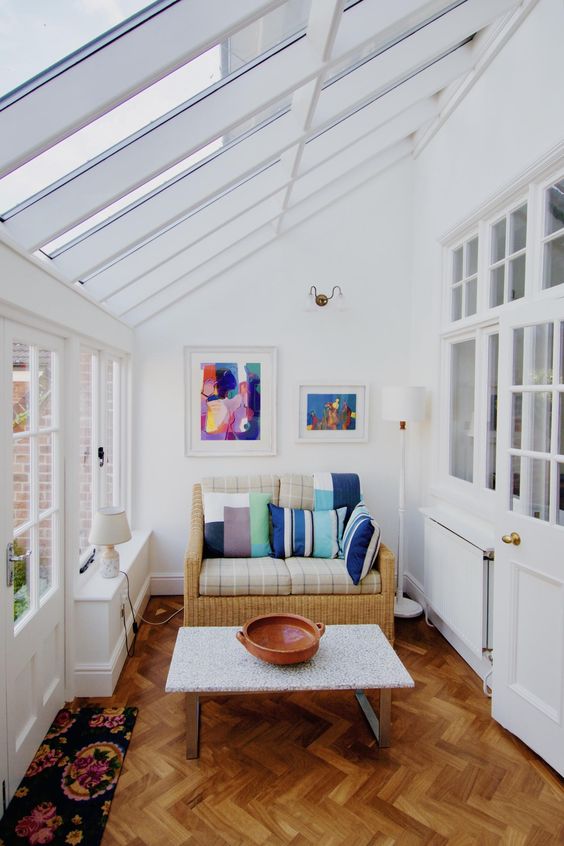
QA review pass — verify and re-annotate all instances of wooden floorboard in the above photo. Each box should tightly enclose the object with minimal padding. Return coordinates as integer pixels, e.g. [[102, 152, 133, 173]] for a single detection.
[[76, 598, 564, 845]]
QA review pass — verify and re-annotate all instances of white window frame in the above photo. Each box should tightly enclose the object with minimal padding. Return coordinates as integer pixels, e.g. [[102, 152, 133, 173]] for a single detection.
[[78, 344, 128, 568], [436, 156, 564, 517]]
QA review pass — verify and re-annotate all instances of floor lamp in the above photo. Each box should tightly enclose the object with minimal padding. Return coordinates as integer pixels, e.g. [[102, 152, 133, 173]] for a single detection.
[[381, 386, 426, 618]]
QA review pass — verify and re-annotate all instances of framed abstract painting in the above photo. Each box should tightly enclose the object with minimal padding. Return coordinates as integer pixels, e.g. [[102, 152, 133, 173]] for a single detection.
[[296, 383, 368, 443], [185, 347, 277, 456]]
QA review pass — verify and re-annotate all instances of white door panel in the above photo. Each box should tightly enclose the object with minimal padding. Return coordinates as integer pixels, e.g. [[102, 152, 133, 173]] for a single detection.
[[493, 299, 564, 776], [2, 321, 66, 798]]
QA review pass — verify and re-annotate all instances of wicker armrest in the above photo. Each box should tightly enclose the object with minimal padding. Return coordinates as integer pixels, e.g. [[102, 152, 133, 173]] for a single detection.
[[375, 542, 395, 597], [184, 483, 204, 599]]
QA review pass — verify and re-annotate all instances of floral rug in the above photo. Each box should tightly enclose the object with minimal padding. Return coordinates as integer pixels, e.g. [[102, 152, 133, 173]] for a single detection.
[[0, 705, 137, 846]]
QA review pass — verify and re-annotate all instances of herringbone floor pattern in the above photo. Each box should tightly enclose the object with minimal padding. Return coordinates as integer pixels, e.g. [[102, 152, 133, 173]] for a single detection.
[[78, 598, 564, 845]]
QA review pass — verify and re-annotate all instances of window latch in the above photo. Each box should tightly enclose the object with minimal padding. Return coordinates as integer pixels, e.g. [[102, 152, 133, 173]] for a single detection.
[[98, 446, 105, 467]]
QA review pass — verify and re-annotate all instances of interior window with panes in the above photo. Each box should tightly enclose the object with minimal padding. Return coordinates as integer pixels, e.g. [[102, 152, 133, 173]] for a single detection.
[[489, 203, 527, 307], [542, 178, 564, 290], [450, 235, 478, 321]]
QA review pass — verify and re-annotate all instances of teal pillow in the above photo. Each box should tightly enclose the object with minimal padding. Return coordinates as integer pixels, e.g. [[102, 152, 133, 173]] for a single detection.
[[269, 504, 346, 559], [204, 492, 272, 557]]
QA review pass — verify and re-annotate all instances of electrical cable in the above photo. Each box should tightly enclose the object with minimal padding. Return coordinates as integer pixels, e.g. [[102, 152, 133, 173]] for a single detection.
[[119, 570, 184, 634]]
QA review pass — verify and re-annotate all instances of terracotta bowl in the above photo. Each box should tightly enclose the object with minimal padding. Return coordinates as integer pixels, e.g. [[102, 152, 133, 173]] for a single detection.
[[236, 613, 326, 665]]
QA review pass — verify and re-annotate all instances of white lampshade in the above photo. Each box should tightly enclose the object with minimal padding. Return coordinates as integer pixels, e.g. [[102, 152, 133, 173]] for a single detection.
[[381, 386, 426, 423], [89, 507, 131, 546]]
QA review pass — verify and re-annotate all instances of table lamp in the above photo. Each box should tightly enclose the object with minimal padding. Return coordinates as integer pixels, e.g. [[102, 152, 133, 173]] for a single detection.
[[381, 386, 426, 618], [89, 507, 132, 578]]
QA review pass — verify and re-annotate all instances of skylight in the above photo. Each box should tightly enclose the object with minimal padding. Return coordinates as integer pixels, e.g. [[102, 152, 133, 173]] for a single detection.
[[40, 97, 292, 257], [0, 0, 311, 215], [0, 0, 154, 100]]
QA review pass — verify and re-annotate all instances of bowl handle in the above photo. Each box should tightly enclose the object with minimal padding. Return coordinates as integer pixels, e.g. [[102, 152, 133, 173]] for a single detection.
[[316, 622, 326, 637], [236, 630, 247, 646]]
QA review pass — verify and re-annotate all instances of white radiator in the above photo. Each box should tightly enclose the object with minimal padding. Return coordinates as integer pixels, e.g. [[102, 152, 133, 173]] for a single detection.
[[424, 517, 493, 659]]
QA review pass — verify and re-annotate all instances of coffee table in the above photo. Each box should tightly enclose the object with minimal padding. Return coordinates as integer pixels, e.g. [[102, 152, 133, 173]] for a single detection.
[[166, 623, 414, 759]]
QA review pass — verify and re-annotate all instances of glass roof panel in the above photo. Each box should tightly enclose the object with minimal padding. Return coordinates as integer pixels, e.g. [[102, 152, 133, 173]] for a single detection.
[[40, 98, 292, 256], [324, 0, 466, 88], [0, 0, 311, 215], [72, 158, 282, 286], [0, 0, 155, 100]]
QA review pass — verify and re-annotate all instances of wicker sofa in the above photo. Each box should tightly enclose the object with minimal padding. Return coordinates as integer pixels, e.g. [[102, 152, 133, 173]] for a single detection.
[[184, 473, 395, 642]]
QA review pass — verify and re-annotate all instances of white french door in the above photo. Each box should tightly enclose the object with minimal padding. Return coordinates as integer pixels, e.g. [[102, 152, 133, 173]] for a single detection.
[[493, 298, 564, 775], [1, 321, 65, 803]]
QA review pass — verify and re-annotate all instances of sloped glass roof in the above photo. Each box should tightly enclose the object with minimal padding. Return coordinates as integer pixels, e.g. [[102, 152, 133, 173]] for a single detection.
[[41, 96, 292, 257], [0, 0, 152, 99], [0, 0, 522, 325], [0, 0, 311, 215]]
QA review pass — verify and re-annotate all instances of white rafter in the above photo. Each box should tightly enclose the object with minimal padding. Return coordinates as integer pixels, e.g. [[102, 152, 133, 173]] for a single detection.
[[0, 0, 524, 323]]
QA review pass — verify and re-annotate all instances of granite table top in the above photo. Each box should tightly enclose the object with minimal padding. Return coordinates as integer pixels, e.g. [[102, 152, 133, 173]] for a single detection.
[[166, 624, 414, 693]]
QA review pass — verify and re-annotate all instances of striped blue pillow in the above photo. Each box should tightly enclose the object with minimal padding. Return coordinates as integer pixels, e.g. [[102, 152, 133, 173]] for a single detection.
[[269, 504, 346, 559], [342, 504, 381, 584]]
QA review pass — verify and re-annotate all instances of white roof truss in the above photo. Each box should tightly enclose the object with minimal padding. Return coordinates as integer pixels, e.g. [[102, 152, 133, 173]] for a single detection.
[[0, 0, 524, 324]]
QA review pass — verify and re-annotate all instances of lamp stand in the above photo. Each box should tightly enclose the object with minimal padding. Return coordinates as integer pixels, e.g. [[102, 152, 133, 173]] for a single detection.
[[100, 544, 120, 579], [394, 421, 423, 619]]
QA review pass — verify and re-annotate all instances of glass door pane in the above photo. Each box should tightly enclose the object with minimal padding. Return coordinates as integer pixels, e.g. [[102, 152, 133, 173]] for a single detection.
[[509, 320, 563, 524], [450, 339, 475, 482], [11, 336, 60, 625]]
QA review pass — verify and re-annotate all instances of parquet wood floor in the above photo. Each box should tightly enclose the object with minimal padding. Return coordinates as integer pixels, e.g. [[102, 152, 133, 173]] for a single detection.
[[77, 598, 564, 845]]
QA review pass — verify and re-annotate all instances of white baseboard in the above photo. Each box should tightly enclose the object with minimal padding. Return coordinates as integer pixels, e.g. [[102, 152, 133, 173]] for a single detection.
[[74, 574, 151, 697], [403, 574, 493, 685], [150, 572, 184, 595]]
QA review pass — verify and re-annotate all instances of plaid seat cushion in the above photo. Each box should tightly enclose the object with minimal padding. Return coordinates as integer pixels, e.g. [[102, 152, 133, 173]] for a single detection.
[[279, 474, 314, 510], [286, 557, 382, 595], [199, 557, 291, 596], [201, 475, 280, 506]]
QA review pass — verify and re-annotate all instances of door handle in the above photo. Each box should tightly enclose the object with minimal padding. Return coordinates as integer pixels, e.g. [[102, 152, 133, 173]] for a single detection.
[[501, 532, 521, 546], [6, 542, 31, 587]]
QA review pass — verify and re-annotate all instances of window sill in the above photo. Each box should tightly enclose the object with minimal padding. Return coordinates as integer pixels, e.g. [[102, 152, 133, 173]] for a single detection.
[[74, 529, 151, 601]]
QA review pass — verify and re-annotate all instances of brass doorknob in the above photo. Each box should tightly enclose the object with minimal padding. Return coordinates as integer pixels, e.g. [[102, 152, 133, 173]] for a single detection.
[[501, 532, 521, 546]]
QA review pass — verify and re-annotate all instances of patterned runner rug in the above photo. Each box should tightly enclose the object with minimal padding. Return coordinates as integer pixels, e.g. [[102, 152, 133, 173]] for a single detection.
[[0, 705, 137, 845]]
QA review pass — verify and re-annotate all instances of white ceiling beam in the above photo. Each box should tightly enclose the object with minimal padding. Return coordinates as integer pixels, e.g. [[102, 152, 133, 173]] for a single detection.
[[0, 0, 286, 177], [299, 98, 437, 176], [125, 145, 413, 327], [108, 192, 286, 314], [3, 0, 467, 248], [5, 42, 318, 250], [413, 0, 540, 156], [26, 43, 471, 279], [43, 122, 297, 279], [276, 0, 344, 223], [120, 139, 412, 321], [124, 226, 278, 327], [333, 0, 463, 57], [313, 0, 518, 129], [290, 135, 414, 207], [82, 165, 290, 299], [280, 143, 413, 234]]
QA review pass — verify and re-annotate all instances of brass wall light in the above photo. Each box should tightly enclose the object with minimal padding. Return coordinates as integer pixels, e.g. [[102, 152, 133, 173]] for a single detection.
[[309, 284, 343, 307]]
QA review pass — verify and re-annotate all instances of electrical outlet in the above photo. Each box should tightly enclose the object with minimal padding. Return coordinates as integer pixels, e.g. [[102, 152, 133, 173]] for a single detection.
[[120, 602, 125, 618]]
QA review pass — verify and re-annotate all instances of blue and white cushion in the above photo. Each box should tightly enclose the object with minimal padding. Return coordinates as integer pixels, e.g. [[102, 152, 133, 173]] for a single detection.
[[269, 504, 346, 559], [313, 473, 361, 525], [342, 504, 381, 584]]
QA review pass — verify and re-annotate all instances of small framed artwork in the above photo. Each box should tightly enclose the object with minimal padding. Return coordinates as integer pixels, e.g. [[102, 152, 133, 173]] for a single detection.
[[185, 346, 277, 456], [296, 383, 369, 443]]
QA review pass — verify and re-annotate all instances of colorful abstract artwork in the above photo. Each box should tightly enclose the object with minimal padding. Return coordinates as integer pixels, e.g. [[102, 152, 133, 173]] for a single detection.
[[306, 392, 356, 431], [186, 347, 276, 455], [200, 361, 261, 441], [297, 384, 368, 443]]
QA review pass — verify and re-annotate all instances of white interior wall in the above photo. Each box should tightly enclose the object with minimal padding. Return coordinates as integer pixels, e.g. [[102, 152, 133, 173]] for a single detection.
[[406, 0, 564, 588], [133, 158, 414, 588]]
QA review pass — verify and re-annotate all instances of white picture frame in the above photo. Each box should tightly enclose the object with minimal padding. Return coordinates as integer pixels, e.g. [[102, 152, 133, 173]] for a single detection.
[[296, 383, 369, 443], [185, 346, 277, 456]]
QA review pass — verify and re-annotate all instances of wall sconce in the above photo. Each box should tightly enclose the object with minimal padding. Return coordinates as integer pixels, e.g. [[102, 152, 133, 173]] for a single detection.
[[308, 285, 343, 308]]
